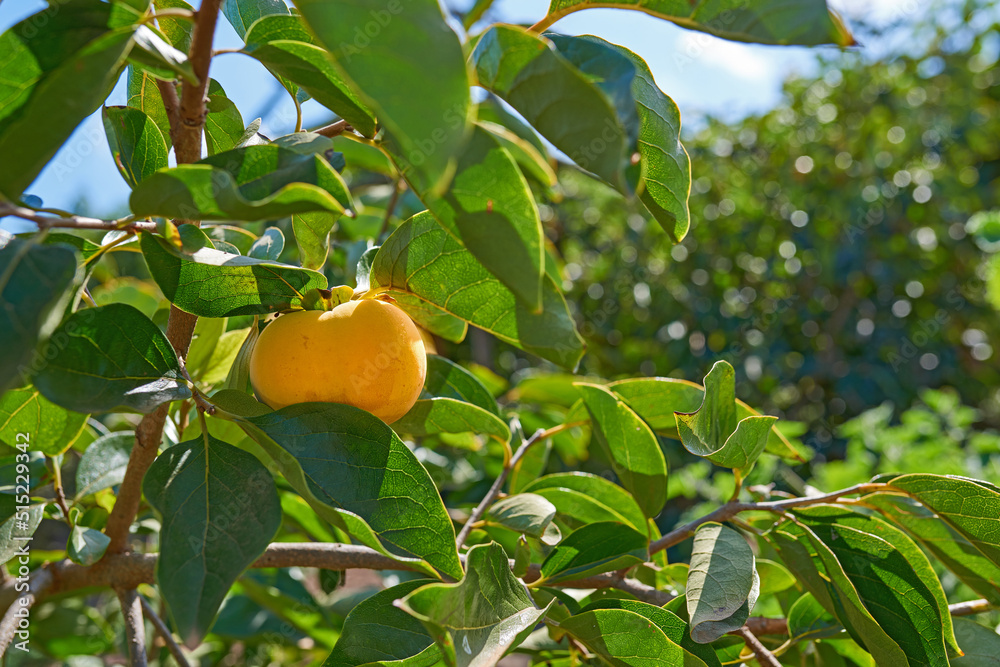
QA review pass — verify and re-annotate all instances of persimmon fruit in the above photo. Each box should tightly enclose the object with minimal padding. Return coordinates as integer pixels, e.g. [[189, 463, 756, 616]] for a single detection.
[[249, 299, 427, 423]]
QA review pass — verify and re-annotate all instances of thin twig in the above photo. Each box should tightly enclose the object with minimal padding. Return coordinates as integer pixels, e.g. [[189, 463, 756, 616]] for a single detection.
[[48, 457, 72, 519], [140, 596, 190, 667], [455, 428, 546, 550], [650, 482, 886, 554], [314, 119, 352, 138], [736, 626, 781, 667], [177, 356, 216, 416], [117, 588, 148, 667], [155, 79, 181, 146], [0, 203, 156, 232]]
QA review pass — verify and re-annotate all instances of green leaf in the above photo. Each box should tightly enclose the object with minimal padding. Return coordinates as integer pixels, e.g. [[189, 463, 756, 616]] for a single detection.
[[102, 106, 169, 188], [675, 361, 777, 472], [478, 121, 556, 188], [243, 15, 377, 137], [236, 402, 462, 580], [33, 303, 191, 414], [292, 211, 336, 270], [952, 618, 1000, 666], [239, 576, 339, 649], [384, 292, 469, 344], [0, 238, 78, 392], [0, 387, 88, 456], [0, 1, 136, 198], [75, 431, 133, 498], [865, 492, 1000, 605], [558, 607, 693, 666], [580, 599, 722, 667], [541, 0, 855, 46], [423, 355, 498, 415], [521, 472, 648, 534], [576, 383, 668, 518], [67, 525, 110, 566], [205, 80, 245, 156], [222, 0, 289, 39], [130, 25, 196, 84], [473, 26, 632, 191], [595, 38, 691, 241], [770, 520, 909, 666], [200, 328, 249, 385], [792, 505, 959, 663], [398, 542, 552, 667], [370, 212, 585, 370], [392, 398, 510, 444], [141, 225, 327, 317], [787, 592, 842, 642], [296, 0, 472, 194], [486, 493, 556, 538], [224, 319, 260, 393], [324, 580, 440, 667], [248, 226, 284, 260], [887, 474, 1000, 568], [0, 495, 43, 565], [393, 123, 545, 310], [153, 0, 193, 50], [756, 558, 797, 595], [686, 522, 759, 643], [477, 95, 548, 158], [144, 433, 282, 648], [130, 144, 353, 221], [609, 376, 802, 461], [538, 521, 648, 584], [127, 66, 173, 148]]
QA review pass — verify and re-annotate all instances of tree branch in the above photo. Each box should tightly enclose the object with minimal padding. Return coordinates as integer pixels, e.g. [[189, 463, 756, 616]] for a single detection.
[[650, 482, 887, 554], [736, 626, 781, 667], [117, 588, 148, 667], [455, 428, 545, 549], [174, 0, 222, 165], [0, 203, 157, 232], [314, 119, 352, 138], [103, 0, 223, 555], [140, 596, 190, 667]]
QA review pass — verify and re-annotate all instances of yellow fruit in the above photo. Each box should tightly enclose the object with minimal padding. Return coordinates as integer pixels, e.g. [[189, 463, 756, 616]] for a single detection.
[[249, 300, 427, 423]]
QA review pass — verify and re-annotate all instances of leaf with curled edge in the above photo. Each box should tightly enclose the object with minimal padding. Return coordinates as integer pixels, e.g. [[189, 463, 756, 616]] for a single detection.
[[398, 542, 552, 667], [675, 360, 777, 472]]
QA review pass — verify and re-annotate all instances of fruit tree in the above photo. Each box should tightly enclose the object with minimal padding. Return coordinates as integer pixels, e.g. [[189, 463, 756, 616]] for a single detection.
[[1, 0, 999, 665]]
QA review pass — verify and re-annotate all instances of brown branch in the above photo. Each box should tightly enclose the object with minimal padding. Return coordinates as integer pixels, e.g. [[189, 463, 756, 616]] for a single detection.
[[742, 597, 995, 638], [154, 79, 181, 146], [314, 119, 352, 138], [0, 203, 157, 232], [455, 428, 544, 549], [0, 543, 670, 615], [736, 626, 781, 667], [117, 588, 148, 667], [650, 482, 887, 554], [103, 0, 223, 555], [0, 568, 53, 656], [140, 596, 190, 667], [174, 1, 222, 165], [745, 617, 789, 636], [947, 598, 993, 617]]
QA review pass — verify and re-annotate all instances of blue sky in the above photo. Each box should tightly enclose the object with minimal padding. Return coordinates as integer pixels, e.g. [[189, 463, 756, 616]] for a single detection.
[[0, 0, 920, 229]]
